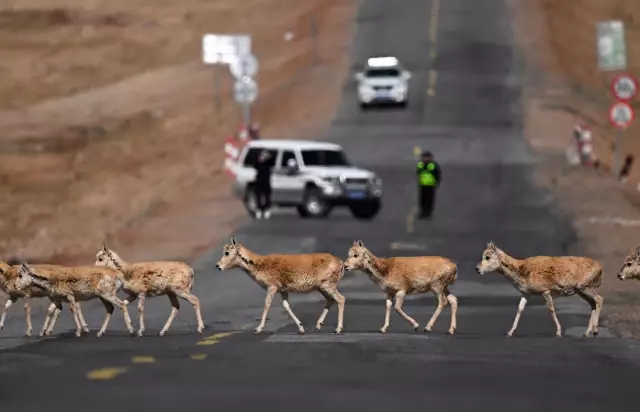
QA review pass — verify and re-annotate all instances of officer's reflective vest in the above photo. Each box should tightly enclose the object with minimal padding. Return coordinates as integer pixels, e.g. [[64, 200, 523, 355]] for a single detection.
[[417, 161, 437, 186]]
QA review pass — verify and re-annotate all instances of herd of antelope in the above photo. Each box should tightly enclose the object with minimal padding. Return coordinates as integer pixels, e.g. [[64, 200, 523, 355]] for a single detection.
[[2, 237, 640, 339]]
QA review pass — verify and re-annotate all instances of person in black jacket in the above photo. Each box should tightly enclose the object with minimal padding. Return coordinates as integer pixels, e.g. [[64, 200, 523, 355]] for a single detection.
[[253, 150, 273, 219]]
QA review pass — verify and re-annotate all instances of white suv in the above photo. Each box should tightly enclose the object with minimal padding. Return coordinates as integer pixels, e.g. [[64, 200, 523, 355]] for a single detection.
[[230, 140, 383, 219], [355, 56, 411, 108]]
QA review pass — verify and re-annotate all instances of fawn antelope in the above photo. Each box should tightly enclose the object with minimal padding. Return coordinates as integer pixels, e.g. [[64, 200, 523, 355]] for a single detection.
[[344, 240, 458, 334], [15, 261, 135, 337], [215, 237, 346, 334], [1, 261, 89, 337], [95, 244, 204, 336], [617, 247, 640, 281], [476, 241, 604, 337]]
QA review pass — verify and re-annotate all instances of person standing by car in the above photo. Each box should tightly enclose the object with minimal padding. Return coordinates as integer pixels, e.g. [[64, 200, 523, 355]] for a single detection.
[[416, 150, 441, 219], [253, 149, 273, 219]]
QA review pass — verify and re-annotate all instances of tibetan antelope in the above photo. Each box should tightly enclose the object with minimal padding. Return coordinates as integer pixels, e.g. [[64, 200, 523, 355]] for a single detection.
[[1, 261, 89, 337], [95, 244, 204, 336], [215, 237, 346, 334], [344, 240, 458, 334], [476, 241, 604, 337], [617, 247, 640, 281], [15, 261, 135, 337]]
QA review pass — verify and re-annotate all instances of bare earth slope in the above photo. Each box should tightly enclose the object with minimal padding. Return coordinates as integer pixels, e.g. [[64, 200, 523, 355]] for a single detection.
[[0, 0, 357, 269]]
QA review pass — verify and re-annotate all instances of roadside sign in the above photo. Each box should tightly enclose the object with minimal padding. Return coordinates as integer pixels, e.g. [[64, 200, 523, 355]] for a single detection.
[[202, 34, 251, 64], [609, 101, 634, 129], [597, 21, 627, 71], [229, 54, 259, 79], [611, 74, 638, 101], [234, 77, 258, 104]]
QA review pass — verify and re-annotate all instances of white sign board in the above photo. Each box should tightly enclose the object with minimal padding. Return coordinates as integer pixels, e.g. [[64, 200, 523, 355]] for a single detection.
[[609, 101, 634, 129], [202, 34, 251, 64], [597, 21, 627, 71], [611, 74, 638, 101], [234, 77, 258, 104], [229, 54, 259, 79]]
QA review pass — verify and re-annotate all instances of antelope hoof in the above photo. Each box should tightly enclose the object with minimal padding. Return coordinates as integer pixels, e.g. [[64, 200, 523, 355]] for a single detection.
[[334, 328, 343, 335], [25, 330, 32, 338], [380, 326, 388, 334], [254, 327, 263, 334], [506, 331, 514, 338], [423, 326, 432, 333], [555, 331, 562, 338], [315, 322, 323, 331], [197, 326, 204, 334], [297, 327, 306, 335], [158, 330, 167, 337], [448, 328, 456, 335], [75, 332, 82, 338], [136, 330, 144, 337], [593, 327, 600, 336], [96, 331, 104, 338], [413, 325, 419, 332]]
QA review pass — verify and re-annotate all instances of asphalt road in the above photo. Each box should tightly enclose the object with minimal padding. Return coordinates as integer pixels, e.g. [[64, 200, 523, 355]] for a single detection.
[[1, 0, 640, 410]]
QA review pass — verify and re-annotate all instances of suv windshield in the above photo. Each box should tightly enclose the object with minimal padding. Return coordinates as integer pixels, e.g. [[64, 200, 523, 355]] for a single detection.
[[301, 149, 350, 167], [365, 68, 400, 78]]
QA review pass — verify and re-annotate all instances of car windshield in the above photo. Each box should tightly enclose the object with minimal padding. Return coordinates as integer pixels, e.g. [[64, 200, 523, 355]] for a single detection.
[[301, 149, 350, 167], [365, 68, 400, 78]]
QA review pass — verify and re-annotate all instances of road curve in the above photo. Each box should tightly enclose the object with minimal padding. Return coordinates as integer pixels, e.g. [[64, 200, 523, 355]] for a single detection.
[[1, 0, 639, 410]]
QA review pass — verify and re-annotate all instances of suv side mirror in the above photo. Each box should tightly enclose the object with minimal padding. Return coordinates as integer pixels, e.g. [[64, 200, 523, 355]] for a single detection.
[[403, 71, 412, 80], [354, 72, 364, 81], [286, 158, 299, 174]]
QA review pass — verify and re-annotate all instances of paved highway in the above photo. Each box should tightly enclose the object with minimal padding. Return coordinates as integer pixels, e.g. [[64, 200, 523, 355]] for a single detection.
[[1, 0, 639, 410]]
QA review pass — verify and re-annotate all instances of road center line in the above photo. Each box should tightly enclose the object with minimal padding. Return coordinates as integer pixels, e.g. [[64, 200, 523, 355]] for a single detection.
[[86, 367, 128, 381]]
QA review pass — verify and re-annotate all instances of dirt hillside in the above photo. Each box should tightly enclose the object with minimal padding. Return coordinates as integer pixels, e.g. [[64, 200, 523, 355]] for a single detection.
[[0, 0, 357, 267]]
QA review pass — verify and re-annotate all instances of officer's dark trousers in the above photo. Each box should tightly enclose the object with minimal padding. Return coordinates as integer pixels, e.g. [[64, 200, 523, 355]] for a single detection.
[[419, 185, 436, 217], [256, 185, 272, 212]]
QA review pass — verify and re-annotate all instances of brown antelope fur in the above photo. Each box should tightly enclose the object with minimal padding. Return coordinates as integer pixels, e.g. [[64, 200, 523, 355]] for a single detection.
[[215, 237, 346, 334], [15, 261, 135, 338], [476, 241, 604, 338], [95, 244, 204, 337], [617, 247, 640, 281], [0, 261, 89, 337], [344, 240, 458, 334]]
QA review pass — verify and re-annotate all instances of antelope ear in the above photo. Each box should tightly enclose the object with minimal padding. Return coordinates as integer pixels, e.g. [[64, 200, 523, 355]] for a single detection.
[[487, 241, 496, 251], [230, 236, 237, 246], [20, 260, 29, 271], [102, 242, 109, 252], [636, 246, 640, 257], [357, 240, 364, 247]]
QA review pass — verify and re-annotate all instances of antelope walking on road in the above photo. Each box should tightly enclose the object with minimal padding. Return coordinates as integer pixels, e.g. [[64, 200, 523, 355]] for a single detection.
[[215, 237, 346, 334], [95, 244, 205, 337], [475, 241, 604, 338], [617, 247, 640, 281], [343, 240, 458, 334]]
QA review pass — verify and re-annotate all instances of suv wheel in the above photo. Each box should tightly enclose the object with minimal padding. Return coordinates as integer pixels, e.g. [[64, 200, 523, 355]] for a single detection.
[[298, 187, 332, 218], [349, 199, 381, 220], [243, 186, 259, 218]]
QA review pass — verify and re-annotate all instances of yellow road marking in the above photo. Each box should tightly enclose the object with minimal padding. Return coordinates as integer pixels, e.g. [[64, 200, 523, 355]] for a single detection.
[[86, 367, 127, 381], [196, 340, 220, 346], [196, 330, 238, 346], [429, 0, 440, 43], [190, 354, 208, 360], [131, 356, 156, 364], [427, 70, 438, 96]]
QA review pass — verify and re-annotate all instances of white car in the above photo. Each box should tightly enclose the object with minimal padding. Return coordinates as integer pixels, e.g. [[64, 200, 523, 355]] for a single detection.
[[355, 56, 411, 108], [230, 140, 383, 219]]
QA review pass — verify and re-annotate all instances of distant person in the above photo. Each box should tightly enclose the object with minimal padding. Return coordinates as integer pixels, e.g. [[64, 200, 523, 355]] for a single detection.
[[416, 150, 441, 219], [248, 122, 261, 140], [253, 149, 273, 219], [619, 154, 634, 182]]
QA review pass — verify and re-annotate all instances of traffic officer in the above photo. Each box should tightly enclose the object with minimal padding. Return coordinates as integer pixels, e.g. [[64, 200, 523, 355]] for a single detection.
[[416, 151, 441, 219]]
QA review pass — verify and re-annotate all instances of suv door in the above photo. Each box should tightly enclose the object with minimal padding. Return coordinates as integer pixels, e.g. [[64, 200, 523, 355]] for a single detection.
[[272, 149, 305, 205]]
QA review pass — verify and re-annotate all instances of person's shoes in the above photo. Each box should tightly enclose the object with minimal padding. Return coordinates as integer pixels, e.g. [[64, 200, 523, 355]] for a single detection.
[[264, 210, 271, 220], [255, 211, 263, 219]]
